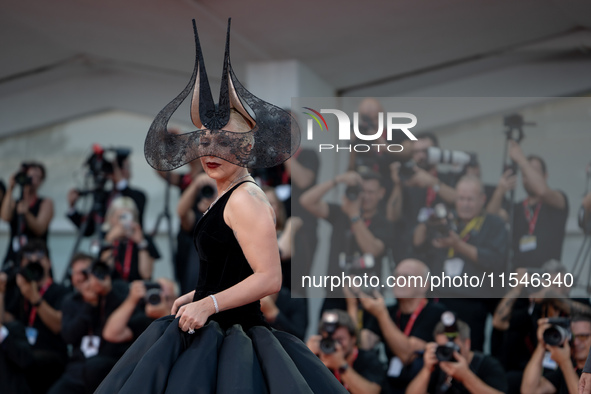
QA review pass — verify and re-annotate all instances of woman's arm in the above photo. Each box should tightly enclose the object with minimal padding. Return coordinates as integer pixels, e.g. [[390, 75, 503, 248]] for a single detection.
[[176, 183, 282, 331]]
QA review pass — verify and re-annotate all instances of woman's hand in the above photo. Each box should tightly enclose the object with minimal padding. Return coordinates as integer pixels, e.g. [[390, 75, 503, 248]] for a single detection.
[[176, 296, 215, 332], [170, 290, 195, 315]]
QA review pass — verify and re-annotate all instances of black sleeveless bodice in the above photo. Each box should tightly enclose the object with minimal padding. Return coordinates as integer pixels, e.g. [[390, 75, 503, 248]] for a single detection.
[[192, 180, 266, 330]]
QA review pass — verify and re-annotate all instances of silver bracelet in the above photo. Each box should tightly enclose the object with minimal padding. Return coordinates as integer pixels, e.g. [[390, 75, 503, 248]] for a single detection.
[[209, 294, 219, 314]]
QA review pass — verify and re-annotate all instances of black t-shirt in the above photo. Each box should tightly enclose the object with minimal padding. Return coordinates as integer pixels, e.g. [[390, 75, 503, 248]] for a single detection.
[[512, 193, 569, 269], [545, 365, 582, 394], [60, 280, 130, 361], [427, 352, 507, 394], [6, 281, 69, 360], [271, 287, 308, 341], [128, 313, 156, 340], [110, 236, 160, 282], [325, 203, 392, 279], [365, 301, 446, 391], [351, 348, 387, 387]]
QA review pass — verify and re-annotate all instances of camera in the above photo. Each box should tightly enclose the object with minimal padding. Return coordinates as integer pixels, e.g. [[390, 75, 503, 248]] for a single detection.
[[425, 203, 456, 240], [436, 311, 461, 362], [345, 184, 362, 201], [85, 144, 131, 180], [319, 312, 340, 354], [119, 211, 134, 236], [200, 185, 215, 199], [15, 163, 33, 186], [19, 261, 44, 283], [143, 282, 162, 305], [503, 114, 525, 143], [89, 260, 112, 280], [543, 317, 571, 347], [426, 147, 473, 167]]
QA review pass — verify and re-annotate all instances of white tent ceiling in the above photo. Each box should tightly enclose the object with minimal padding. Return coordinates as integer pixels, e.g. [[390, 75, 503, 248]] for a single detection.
[[2, 0, 591, 137]]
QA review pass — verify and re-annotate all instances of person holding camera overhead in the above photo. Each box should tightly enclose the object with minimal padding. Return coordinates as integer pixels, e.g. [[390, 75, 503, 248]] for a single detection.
[[300, 170, 392, 314], [0, 240, 69, 394], [1, 162, 54, 267], [99, 196, 160, 282], [488, 140, 568, 269], [413, 175, 508, 351], [67, 147, 148, 238], [102, 278, 178, 344], [522, 315, 591, 394], [48, 253, 130, 394], [307, 309, 385, 394], [407, 314, 507, 394]]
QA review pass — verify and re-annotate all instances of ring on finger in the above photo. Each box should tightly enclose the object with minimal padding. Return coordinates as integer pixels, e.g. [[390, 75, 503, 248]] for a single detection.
[[188, 328, 195, 335]]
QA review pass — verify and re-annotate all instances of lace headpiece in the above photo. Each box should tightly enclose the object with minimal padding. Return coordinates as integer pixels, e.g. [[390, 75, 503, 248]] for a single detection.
[[144, 19, 300, 170]]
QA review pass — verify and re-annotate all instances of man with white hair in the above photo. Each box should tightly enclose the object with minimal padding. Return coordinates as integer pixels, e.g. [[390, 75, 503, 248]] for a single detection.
[[413, 175, 508, 351]]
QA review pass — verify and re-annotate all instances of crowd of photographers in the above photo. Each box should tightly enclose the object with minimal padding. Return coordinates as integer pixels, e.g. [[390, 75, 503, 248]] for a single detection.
[[1, 100, 590, 394]]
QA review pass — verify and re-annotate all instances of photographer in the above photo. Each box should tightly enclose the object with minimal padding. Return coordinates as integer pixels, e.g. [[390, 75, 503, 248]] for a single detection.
[[307, 309, 385, 393], [100, 196, 160, 282], [406, 317, 506, 394], [67, 147, 147, 237], [300, 170, 392, 312], [1, 240, 69, 394], [0, 265, 34, 394], [102, 278, 177, 343], [176, 172, 217, 294], [489, 141, 568, 268], [49, 254, 130, 394], [358, 259, 446, 394], [521, 315, 591, 394], [1, 162, 54, 266], [392, 134, 458, 260], [413, 175, 508, 350]]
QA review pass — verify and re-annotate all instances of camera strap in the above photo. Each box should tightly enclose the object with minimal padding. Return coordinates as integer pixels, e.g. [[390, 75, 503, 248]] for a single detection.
[[27, 279, 52, 327], [447, 216, 485, 258], [113, 240, 134, 281], [396, 298, 428, 336]]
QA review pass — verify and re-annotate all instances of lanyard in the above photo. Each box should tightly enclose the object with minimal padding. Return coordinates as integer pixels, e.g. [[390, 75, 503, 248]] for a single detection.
[[396, 298, 428, 336], [447, 216, 485, 258], [113, 240, 134, 281], [28, 279, 52, 327], [523, 199, 542, 235]]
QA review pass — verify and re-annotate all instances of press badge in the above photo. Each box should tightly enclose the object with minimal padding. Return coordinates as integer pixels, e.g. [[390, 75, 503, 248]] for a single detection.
[[25, 327, 38, 346], [81, 335, 101, 358], [443, 258, 464, 277], [387, 357, 404, 377], [519, 235, 537, 252]]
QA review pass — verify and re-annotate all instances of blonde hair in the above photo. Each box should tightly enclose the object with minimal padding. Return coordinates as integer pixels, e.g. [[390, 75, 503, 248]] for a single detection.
[[102, 196, 139, 232]]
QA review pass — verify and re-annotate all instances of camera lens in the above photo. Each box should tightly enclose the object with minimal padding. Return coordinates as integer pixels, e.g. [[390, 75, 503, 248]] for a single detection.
[[90, 261, 111, 280], [320, 337, 337, 354], [201, 185, 214, 199], [345, 185, 361, 201], [145, 289, 162, 305], [543, 325, 570, 347], [20, 262, 44, 282]]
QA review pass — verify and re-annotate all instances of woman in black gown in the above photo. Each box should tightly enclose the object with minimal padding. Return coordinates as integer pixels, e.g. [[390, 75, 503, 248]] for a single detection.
[[94, 19, 348, 394]]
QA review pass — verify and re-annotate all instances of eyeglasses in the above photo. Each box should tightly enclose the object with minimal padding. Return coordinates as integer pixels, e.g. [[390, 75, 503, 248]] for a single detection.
[[573, 333, 591, 342]]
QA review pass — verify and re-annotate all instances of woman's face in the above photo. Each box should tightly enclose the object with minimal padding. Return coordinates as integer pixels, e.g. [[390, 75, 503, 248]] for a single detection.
[[199, 115, 250, 182]]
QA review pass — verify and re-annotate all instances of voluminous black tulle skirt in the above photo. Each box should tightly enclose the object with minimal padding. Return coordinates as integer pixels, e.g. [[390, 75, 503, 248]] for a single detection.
[[95, 315, 347, 394]]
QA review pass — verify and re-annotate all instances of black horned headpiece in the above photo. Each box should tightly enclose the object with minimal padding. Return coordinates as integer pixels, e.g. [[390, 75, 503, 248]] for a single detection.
[[144, 19, 300, 170]]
